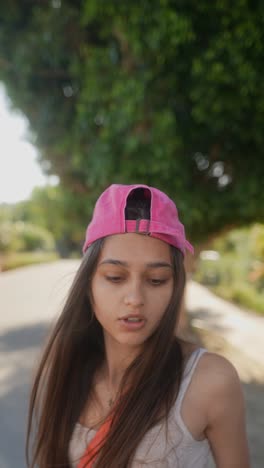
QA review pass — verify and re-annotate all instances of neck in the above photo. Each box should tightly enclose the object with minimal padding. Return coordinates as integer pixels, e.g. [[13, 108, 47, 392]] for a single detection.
[[102, 336, 141, 393]]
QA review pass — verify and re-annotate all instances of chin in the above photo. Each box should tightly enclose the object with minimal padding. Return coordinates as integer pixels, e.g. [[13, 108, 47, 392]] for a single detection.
[[114, 334, 148, 349]]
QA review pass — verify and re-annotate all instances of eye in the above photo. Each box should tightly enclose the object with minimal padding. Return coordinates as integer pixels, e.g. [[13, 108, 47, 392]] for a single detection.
[[106, 276, 123, 283], [149, 278, 167, 286]]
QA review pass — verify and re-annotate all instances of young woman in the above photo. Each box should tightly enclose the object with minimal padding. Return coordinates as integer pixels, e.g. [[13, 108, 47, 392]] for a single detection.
[[26, 184, 250, 468]]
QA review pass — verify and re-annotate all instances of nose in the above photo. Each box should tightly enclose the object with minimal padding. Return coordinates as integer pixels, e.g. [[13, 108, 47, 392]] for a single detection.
[[124, 281, 144, 308]]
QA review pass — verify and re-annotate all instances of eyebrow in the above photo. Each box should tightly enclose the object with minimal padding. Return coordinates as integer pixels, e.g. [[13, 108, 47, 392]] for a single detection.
[[99, 259, 173, 269]]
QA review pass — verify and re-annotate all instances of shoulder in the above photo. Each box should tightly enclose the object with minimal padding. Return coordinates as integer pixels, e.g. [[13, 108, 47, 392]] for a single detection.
[[195, 352, 244, 423], [195, 351, 242, 396], [179, 341, 242, 400], [195, 353, 250, 467], [197, 351, 241, 388]]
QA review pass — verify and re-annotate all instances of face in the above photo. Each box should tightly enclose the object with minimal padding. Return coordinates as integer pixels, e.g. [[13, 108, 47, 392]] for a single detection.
[[90, 233, 174, 353]]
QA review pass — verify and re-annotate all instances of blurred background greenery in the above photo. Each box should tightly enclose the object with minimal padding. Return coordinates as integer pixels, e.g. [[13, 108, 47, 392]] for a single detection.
[[194, 224, 264, 314], [0, 0, 263, 312]]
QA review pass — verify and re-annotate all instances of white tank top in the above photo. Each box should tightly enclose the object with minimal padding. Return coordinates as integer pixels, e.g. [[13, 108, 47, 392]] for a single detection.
[[69, 348, 212, 467]]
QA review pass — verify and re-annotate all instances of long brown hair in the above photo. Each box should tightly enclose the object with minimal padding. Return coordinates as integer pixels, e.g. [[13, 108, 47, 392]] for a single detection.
[[26, 195, 186, 468]]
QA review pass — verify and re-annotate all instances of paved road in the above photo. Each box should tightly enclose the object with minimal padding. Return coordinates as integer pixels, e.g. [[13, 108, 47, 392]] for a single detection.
[[0, 260, 79, 468], [186, 280, 264, 366], [186, 281, 264, 468], [0, 261, 263, 467]]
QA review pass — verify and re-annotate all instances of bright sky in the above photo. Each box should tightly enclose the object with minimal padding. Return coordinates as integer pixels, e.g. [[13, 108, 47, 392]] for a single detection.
[[0, 83, 59, 204]]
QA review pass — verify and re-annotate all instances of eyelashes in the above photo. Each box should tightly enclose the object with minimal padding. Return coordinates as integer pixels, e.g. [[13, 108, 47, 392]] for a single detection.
[[105, 276, 169, 286], [105, 276, 123, 283], [150, 279, 167, 286]]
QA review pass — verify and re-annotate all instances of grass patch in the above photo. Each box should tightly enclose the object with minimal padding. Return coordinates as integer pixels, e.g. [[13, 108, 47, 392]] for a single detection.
[[195, 253, 264, 315], [211, 283, 264, 315], [0, 251, 59, 272]]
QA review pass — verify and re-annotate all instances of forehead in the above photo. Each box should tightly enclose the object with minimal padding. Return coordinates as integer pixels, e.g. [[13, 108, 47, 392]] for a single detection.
[[98, 233, 172, 264]]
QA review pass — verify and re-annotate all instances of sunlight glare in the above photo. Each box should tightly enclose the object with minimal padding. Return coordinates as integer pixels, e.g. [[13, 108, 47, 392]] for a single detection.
[[0, 83, 58, 204]]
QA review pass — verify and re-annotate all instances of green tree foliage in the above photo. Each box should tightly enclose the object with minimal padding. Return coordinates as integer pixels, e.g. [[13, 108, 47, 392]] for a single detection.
[[249, 224, 264, 260], [0, 185, 85, 255], [25, 185, 87, 255], [0, 219, 55, 253], [0, 0, 263, 246], [196, 223, 264, 313]]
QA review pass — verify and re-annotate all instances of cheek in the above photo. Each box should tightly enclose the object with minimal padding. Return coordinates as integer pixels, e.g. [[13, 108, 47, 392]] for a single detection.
[[90, 279, 103, 315], [92, 279, 115, 302], [90, 278, 118, 319], [148, 285, 173, 316]]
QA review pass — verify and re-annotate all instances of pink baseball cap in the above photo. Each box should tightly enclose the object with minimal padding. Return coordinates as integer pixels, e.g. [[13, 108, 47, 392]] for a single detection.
[[83, 184, 194, 256]]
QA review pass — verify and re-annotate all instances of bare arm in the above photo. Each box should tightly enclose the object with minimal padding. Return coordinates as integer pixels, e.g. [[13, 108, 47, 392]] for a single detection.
[[204, 355, 250, 468]]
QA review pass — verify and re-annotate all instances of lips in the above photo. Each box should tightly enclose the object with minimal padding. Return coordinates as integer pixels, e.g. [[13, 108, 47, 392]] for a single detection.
[[118, 314, 146, 330], [119, 314, 145, 321]]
